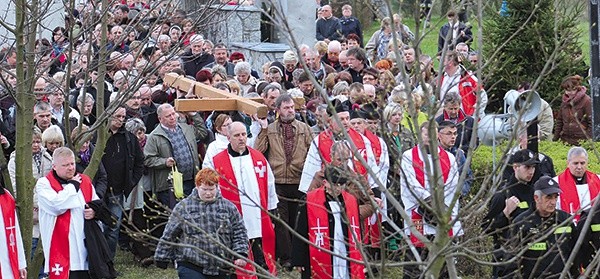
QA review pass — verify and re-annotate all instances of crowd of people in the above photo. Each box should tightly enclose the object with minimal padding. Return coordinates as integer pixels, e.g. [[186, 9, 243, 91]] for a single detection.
[[0, 0, 597, 278]]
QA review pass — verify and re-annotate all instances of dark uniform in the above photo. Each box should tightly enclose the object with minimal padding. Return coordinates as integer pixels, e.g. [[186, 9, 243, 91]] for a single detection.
[[512, 208, 575, 278], [573, 207, 600, 272], [482, 150, 538, 278]]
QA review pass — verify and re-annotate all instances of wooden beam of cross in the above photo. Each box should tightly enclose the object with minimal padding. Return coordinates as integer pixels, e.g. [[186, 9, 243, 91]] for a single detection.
[[164, 73, 269, 118], [163, 73, 306, 119]]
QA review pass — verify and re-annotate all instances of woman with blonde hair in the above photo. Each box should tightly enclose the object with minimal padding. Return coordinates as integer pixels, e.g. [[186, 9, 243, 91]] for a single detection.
[[41, 125, 64, 155], [202, 113, 233, 168]]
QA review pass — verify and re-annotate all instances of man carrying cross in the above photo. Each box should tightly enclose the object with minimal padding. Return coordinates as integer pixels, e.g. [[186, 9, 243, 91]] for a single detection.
[[206, 121, 278, 278], [292, 166, 365, 279], [0, 181, 27, 279]]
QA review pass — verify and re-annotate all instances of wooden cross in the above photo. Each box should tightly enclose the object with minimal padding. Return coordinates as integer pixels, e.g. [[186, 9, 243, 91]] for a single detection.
[[163, 73, 305, 119]]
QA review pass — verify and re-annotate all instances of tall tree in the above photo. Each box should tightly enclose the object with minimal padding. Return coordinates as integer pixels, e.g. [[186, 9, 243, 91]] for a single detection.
[[483, 0, 587, 110]]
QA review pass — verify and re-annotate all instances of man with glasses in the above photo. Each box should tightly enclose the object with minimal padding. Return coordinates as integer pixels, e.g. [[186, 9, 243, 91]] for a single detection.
[[435, 92, 475, 154], [101, 106, 145, 262], [437, 121, 473, 197]]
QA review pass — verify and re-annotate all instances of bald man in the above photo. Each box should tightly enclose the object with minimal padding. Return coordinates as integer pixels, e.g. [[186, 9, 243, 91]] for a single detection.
[[205, 121, 278, 277]]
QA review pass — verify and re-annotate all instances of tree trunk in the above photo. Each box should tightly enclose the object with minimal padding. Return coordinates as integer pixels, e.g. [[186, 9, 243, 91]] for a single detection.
[[14, 0, 39, 276]]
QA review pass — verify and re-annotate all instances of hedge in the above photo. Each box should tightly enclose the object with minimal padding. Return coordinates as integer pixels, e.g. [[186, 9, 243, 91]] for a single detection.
[[471, 140, 600, 183]]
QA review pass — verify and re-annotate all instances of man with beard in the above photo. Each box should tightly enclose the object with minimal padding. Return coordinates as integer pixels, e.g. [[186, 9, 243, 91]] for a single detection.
[[254, 94, 313, 270], [138, 85, 159, 131]]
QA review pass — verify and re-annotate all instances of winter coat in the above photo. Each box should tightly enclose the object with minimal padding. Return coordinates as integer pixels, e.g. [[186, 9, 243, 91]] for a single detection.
[[144, 123, 200, 193], [554, 88, 592, 145]]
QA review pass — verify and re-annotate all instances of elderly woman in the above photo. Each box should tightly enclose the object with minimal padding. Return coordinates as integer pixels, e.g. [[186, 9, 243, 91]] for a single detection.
[[41, 125, 64, 155], [234, 61, 257, 95], [8, 127, 52, 260], [365, 15, 414, 64], [331, 81, 350, 102], [71, 125, 108, 198], [554, 75, 592, 145], [123, 118, 155, 264], [202, 114, 232, 169], [76, 92, 96, 126]]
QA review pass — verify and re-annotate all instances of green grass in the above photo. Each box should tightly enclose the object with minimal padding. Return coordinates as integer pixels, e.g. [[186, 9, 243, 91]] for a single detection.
[[114, 250, 177, 279], [364, 15, 592, 66]]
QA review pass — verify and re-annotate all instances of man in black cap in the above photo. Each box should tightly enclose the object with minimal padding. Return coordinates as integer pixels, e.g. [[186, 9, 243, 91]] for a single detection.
[[482, 148, 539, 278], [511, 176, 576, 278]]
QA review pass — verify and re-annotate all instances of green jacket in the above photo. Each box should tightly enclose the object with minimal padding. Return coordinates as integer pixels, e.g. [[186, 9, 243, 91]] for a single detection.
[[144, 123, 200, 193]]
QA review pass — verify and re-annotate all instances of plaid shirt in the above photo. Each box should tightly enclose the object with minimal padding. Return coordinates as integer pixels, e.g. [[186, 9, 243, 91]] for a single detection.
[[154, 188, 249, 275]]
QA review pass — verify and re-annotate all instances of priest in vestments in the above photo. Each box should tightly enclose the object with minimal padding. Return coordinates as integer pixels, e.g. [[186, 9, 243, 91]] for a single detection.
[[292, 166, 366, 279], [299, 100, 375, 193], [555, 146, 600, 222], [36, 147, 99, 279], [400, 122, 462, 278], [207, 121, 278, 278], [0, 183, 27, 279]]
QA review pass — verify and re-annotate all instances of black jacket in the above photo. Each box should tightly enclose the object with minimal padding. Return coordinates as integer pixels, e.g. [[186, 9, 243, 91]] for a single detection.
[[182, 50, 215, 78], [512, 208, 576, 278], [85, 200, 118, 279], [483, 176, 536, 247], [573, 206, 600, 271], [102, 126, 144, 197], [437, 22, 473, 52]]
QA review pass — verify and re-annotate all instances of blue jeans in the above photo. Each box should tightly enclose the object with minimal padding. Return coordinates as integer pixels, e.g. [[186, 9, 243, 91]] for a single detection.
[[177, 265, 229, 279], [103, 194, 124, 260], [183, 179, 195, 196]]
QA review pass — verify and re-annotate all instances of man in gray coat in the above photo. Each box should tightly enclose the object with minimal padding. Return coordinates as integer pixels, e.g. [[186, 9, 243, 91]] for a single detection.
[[144, 103, 201, 209]]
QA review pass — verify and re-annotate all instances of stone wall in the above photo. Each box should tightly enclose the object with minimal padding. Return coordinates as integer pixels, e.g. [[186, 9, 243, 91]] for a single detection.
[[204, 5, 262, 44]]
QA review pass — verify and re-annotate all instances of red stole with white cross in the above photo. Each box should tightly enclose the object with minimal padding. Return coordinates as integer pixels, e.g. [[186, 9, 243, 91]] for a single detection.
[[410, 146, 451, 247], [213, 148, 276, 278], [46, 172, 93, 279], [0, 190, 19, 279], [306, 187, 365, 279], [558, 169, 600, 222], [317, 129, 368, 175]]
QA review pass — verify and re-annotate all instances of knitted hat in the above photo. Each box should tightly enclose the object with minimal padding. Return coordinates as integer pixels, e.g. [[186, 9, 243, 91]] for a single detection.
[[283, 50, 297, 62], [269, 61, 285, 76]]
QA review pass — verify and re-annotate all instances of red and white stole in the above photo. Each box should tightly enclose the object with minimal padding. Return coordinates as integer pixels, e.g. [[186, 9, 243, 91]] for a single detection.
[[0, 191, 20, 279], [318, 129, 368, 175], [306, 187, 365, 279], [318, 130, 335, 164], [558, 169, 600, 222], [363, 130, 382, 165], [410, 146, 451, 247], [213, 148, 277, 278], [440, 71, 479, 116], [46, 172, 93, 279]]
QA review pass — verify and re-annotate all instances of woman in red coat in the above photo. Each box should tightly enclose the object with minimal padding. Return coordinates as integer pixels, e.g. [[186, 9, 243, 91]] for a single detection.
[[553, 75, 592, 145]]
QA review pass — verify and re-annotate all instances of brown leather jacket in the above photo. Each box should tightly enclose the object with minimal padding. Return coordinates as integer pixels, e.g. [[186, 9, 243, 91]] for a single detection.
[[254, 119, 313, 185]]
